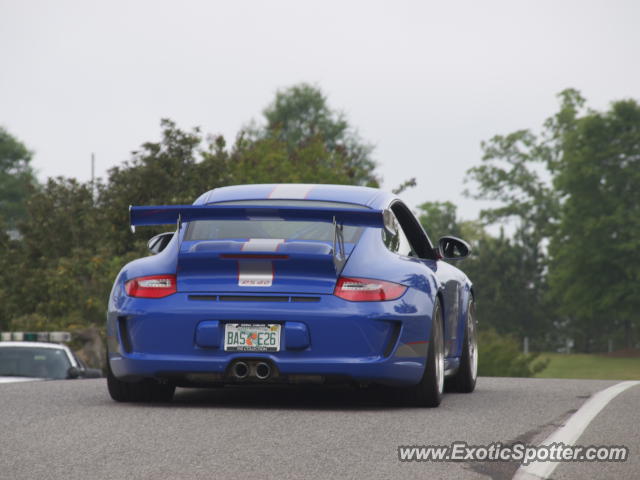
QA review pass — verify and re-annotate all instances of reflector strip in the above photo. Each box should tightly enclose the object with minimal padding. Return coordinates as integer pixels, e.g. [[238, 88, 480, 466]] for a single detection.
[[268, 184, 314, 199], [0, 331, 71, 342], [395, 341, 429, 357], [238, 260, 274, 287], [220, 254, 288, 260]]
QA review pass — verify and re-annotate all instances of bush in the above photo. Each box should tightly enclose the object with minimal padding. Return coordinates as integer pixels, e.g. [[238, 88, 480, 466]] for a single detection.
[[478, 328, 549, 377]]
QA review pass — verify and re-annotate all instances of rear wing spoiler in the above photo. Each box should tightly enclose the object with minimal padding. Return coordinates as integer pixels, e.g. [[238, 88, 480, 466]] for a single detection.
[[129, 204, 385, 273], [129, 205, 384, 231]]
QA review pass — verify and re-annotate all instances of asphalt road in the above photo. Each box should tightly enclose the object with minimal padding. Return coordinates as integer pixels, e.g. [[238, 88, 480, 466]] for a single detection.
[[0, 377, 637, 480]]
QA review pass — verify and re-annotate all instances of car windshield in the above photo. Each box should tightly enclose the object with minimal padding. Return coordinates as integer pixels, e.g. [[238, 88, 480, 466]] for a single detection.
[[185, 200, 368, 243], [0, 347, 71, 379]]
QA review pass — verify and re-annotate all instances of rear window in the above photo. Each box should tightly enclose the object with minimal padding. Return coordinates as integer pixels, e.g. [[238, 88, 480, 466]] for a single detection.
[[185, 200, 368, 243]]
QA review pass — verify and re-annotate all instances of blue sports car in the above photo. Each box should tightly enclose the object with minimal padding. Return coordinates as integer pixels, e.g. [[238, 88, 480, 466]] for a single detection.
[[106, 184, 477, 407]]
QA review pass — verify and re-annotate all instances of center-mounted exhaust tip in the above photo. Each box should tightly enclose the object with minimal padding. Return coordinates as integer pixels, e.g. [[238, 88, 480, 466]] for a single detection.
[[233, 361, 249, 379], [255, 362, 271, 380]]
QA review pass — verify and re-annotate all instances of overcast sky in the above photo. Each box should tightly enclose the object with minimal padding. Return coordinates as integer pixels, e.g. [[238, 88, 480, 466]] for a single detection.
[[1, 0, 639, 220]]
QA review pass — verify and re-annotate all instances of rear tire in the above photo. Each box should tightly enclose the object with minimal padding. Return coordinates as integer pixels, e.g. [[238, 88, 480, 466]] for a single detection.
[[452, 299, 477, 393], [107, 356, 175, 403], [402, 298, 444, 408]]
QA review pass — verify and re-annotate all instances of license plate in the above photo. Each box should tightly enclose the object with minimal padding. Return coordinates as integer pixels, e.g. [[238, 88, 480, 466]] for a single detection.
[[224, 323, 281, 352]]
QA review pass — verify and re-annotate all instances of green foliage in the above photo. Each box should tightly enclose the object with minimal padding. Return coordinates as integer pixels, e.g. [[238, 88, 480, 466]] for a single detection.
[[100, 119, 230, 254], [228, 131, 367, 185], [417, 201, 464, 240], [464, 233, 553, 340], [548, 97, 640, 351], [478, 328, 548, 377], [417, 201, 551, 340], [463, 127, 555, 346], [20, 178, 100, 260], [464, 89, 640, 352], [7, 313, 52, 331], [255, 83, 379, 187], [465, 128, 560, 245], [0, 127, 37, 227], [391, 177, 416, 195]]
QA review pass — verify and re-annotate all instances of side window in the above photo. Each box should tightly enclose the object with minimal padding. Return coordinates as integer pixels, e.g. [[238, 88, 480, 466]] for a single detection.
[[387, 201, 438, 260], [382, 210, 414, 257]]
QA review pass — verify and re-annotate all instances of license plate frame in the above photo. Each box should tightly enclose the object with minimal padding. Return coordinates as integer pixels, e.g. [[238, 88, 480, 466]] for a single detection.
[[223, 323, 281, 352]]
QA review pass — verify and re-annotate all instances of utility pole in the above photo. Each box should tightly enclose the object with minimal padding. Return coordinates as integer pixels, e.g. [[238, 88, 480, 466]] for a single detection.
[[91, 153, 96, 200]]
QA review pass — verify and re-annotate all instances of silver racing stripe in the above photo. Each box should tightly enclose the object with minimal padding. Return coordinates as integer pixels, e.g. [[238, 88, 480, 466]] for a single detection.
[[268, 184, 314, 199], [238, 260, 274, 287], [237, 238, 283, 287], [241, 238, 284, 252]]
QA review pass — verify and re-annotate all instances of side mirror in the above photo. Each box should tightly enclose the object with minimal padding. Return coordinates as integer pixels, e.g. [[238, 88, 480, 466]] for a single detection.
[[147, 232, 174, 254], [67, 366, 81, 379], [82, 368, 103, 379], [438, 236, 471, 260]]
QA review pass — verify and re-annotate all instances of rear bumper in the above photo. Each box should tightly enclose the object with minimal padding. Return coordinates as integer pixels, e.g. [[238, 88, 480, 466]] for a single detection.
[[107, 291, 434, 387], [109, 353, 425, 386]]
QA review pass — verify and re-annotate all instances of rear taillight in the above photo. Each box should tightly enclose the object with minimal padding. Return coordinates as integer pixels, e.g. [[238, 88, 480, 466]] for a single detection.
[[334, 277, 407, 302], [125, 274, 177, 298]]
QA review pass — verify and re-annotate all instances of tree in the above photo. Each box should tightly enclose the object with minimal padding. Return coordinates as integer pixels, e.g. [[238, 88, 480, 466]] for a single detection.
[[464, 126, 561, 246], [229, 132, 368, 186], [391, 177, 416, 195], [0, 127, 37, 227], [20, 178, 99, 260], [417, 201, 550, 341], [417, 201, 464, 241], [254, 83, 379, 186], [0, 177, 134, 330], [463, 232, 553, 341], [548, 97, 640, 350], [100, 119, 231, 254], [462, 92, 571, 349], [465, 89, 640, 352]]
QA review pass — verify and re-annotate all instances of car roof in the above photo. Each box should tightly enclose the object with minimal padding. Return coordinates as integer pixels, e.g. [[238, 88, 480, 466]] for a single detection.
[[195, 184, 397, 210], [0, 341, 70, 351]]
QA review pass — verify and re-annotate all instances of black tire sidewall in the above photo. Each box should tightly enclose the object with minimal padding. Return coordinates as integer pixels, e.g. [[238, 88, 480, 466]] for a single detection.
[[106, 351, 174, 403], [411, 298, 444, 407], [455, 299, 477, 393]]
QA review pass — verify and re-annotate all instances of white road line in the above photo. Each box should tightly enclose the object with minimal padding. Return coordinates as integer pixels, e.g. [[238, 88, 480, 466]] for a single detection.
[[513, 380, 640, 480]]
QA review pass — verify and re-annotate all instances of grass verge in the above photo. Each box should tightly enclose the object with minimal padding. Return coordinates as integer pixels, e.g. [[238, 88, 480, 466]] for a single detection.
[[534, 353, 640, 380]]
